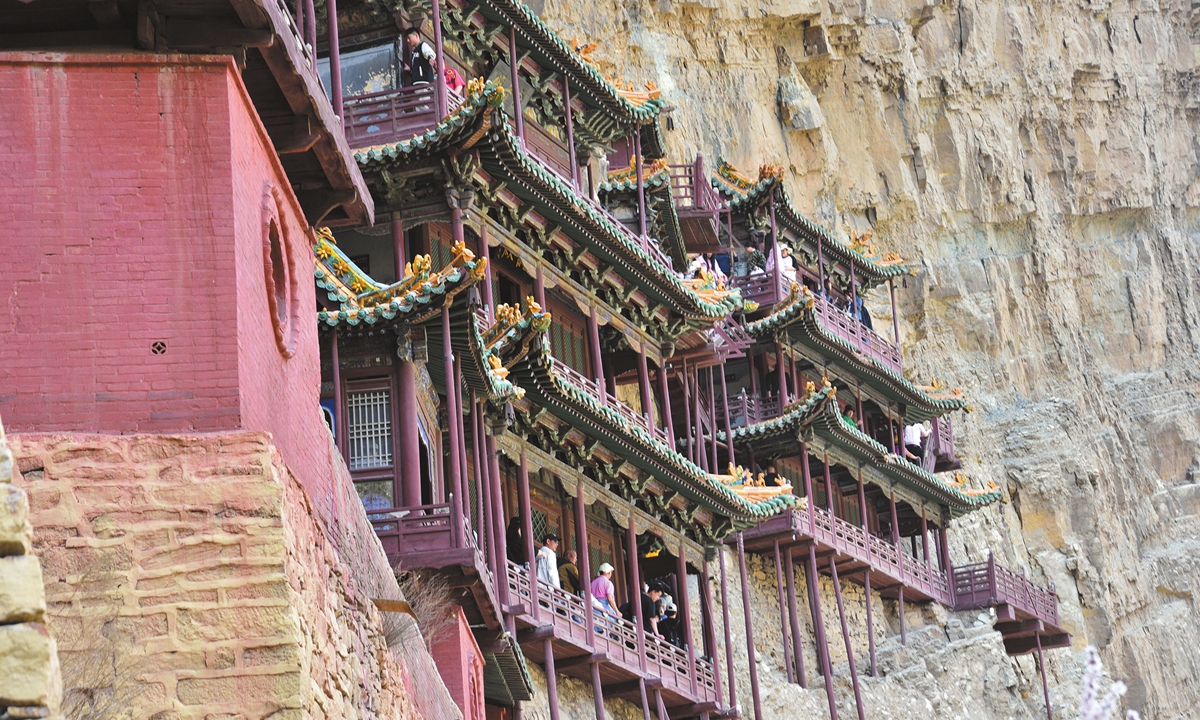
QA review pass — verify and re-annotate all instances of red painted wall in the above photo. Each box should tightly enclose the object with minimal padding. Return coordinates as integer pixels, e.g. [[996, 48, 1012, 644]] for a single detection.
[[431, 606, 486, 720], [0, 52, 337, 519]]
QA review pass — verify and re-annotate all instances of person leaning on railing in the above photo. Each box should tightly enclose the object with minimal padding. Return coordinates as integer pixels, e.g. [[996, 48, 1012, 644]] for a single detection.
[[401, 27, 437, 86]]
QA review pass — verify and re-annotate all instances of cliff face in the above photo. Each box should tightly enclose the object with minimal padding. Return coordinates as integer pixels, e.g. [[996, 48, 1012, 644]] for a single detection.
[[530, 0, 1200, 715]]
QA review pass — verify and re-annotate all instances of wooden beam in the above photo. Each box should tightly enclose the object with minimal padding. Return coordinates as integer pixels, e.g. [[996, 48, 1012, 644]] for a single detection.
[[605, 677, 662, 697], [1004, 633, 1069, 656], [296, 189, 357, 226], [0, 29, 133, 49], [516, 624, 555, 644], [995, 619, 1045, 637], [554, 652, 606, 670], [372, 598, 417, 619], [166, 25, 275, 49]]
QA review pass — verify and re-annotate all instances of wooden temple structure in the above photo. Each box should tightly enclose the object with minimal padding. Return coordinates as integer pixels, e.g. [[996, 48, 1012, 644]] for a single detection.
[[302, 1, 1070, 719]]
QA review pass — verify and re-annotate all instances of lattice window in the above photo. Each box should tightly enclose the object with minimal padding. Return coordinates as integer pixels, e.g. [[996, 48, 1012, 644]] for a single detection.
[[532, 508, 548, 545], [347, 389, 393, 470]]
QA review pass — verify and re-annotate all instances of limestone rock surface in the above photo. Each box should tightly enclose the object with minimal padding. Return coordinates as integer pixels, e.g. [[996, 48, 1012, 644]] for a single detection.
[[529, 0, 1200, 715]]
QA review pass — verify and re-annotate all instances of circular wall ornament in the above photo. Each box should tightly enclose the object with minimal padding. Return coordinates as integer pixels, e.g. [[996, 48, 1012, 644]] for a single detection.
[[261, 182, 299, 358]]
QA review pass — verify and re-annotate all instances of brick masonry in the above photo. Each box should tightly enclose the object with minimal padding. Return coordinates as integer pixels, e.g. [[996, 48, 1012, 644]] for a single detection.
[[10, 431, 462, 720]]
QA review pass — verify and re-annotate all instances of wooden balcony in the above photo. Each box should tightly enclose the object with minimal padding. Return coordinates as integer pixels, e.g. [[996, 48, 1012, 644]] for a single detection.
[[369, 502, 502, 629], [924, 415, 961, 473], [713, 390, 784, 429], [811, 293, 902, 373], [504, 562, 719, 712], [552, 361, 672, 447], [343, 85, 465, 149], [669, 156, 722, 252], [735, 270, 791, 308], [952, 556, 1068, 655]]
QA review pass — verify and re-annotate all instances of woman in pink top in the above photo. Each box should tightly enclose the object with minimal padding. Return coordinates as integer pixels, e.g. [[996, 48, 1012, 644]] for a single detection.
[[590, 563, 619, 617]]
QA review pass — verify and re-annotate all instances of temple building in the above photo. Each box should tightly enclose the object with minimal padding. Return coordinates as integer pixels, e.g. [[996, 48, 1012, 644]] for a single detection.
[[0, 1, 1067, 720]]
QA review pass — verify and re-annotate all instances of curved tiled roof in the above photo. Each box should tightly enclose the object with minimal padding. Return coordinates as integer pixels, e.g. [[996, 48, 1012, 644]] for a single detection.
[[507, 336, 796, 532], [356, 81, 743, 326], [712, 160, 911, 287], [745, 285, 967, 421], [720, 382, 999, 517], [313, 227, 487, 328]]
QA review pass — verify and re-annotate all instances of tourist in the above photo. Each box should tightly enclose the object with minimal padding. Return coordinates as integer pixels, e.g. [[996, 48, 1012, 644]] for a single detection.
[[854, 295, 874, 330], [659, 604, 684, 649], [590, 563, 620, 619], [744, 241, 767, 274], [402, 27, 437, 86], [639, 580, 668, 638], [506, 517, 525, 566], [558, 550, 580, 595], [705, 252, 727, 283], [763, 462, 783, 487], [903, 422, 929, 461], [843, 407, 859, 430], [536, 533, 561, 589]]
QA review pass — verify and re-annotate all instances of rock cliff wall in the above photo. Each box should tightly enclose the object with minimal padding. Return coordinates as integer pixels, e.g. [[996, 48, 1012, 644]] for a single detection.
[[527, 0, 1200, 716]]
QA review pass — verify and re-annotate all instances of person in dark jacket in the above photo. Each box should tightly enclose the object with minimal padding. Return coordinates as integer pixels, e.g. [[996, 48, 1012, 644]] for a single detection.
[[402, 27, 437, 86], [506, 517, 526, 566], [658, 604, 684, 649]]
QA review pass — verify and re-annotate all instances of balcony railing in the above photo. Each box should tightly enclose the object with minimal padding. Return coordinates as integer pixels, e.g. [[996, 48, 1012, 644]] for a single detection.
[[343, 85, 465, 148], [505, 561, 717, 703], [669, 156, 722, 213], [734, 270, 791, 308], [713, 390, 784, 429], [552, 361, 672, 446], [811, 293, 902, 373], [952, 556, 1060, 628]]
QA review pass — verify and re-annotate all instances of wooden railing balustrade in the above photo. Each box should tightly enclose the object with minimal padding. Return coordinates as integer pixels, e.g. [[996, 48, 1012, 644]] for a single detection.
[[952, 555, 1060, 627], [504, 561, 718, 703], [669, 157, 722, 213], [712, 390, 784, 429], [552, 360, 671, 446], [811, 293, 902, 373], [733, 270, 791, 308], [343, 85, 465, 148]]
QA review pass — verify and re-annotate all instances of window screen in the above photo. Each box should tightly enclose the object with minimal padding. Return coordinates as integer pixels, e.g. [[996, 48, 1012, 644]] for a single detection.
[[347, 389, 393, 470], [318, 42, 398, 99]]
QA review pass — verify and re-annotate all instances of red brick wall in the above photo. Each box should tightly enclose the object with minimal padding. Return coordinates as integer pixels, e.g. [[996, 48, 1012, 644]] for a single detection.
[[0, 52, 338, 521], [430, 606, 486, 720]]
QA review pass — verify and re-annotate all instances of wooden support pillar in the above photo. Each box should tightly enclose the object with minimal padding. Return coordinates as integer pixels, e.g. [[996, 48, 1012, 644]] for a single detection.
[[800, 443, 815, 532], [442, 305, 463, 547], [588, 308, 604, 404], [816, 237, 826, 292], [849, 262, 858, 318], [737, 533, 763, 720], [889, 278, 901, 345], [508, 28, 524, 140], [830, 559, 866, 720], [429, 0, 447, 117], [719, 360, 735, 467], [638, 680, 652, 720], [654, 689, 669, 720], [693, 369, 708, 472], [487, 435, 507, 604], [785, 548, 807, 687], [327, 0, 342, 119], [1036, 633, 1054, 720], [681, 359, 693, 462], [719, 548, 737, 711], [790, 351, 800, 400], [471, 396, 489, 562], [701, 558, 725, 708], [543, 639, 560, 720], [518, 452, 537, 620], [626, 516, 648, 671], [563, 75, 578, 190], [331, 329, 343, 455], [806, 546, 838, 720], [823, 453, 834, 513], [392, 213, 406, 281], [590, 661, 606, 720], [769, 199, 782, 303], [865, 571, 876, 677], [776, 342, 787, 406], [678, 543, 698, 695], [534, 264, 545, 308], [574, 481, 596, 640], [480, 224, 494, 320], [304, 0, 316, 70], [773, 541, 794, 683], [898, 586, 906, 645], [707, 366, 719, 471], [635, 130, 647, 241], [921, 507, 931, 570], [660, 362, 675, 442], [638, 344, 655, 428], [454, 355, 470, 536]]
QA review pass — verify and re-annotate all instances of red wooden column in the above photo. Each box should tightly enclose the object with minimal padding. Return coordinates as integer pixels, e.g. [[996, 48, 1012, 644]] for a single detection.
[[470, 395, 489, 559], [588, 308, 605, 405], [454, 355, 470, 535], [677, 542, 698, 695], [659, 362, 675, 442], [719, 360, 735, 466], [508, 28, 524, 141], [693, 369, 709, 472], [480, 224, 495, 320], [806, 546, 838, 720], [889, 278, 901, 345], [830, 559, 866, 720], [442, 305, 463, 547], [769, 198, 781, 302], [534, 264, 545, 308], [816, 237, 826, 291], [486, 435, 508, 604], [718, 548, 737, 711], [890, 491, 906, 645], [625, 515, 649, 672], [429, 0, 448, 117], [574, 484, 606, 720], [737, 533, 763, 720], [921, 507, 932, 570], [856, 470, 876, 677], [635, 129, 647, 241], [637, 344, 655, 429], [800, 443, 815, 532], [776, 342, 788, 406], [543, 637, 561, 720], [700, 558, 725, 709], [681, 358, 694, 462], [707, 366, 719, 470], [563, 75, 578, 190], [1036, 633, 1054, 720], [518, 452, 537, 620], [773, 540, 795, 683], [331, 329, 344, 456], [327, 0, 342, 119], [784, 548, 807, 687]]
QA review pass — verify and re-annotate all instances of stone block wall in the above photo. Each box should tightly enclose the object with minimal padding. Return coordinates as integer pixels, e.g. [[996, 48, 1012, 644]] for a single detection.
[[9, 431, 460, 720], [0, 419, 61, 718]]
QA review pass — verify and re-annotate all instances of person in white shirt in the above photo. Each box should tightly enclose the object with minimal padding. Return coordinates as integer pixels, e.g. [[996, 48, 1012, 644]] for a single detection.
[[536, 533, 562, 589], [903, 423, 929, 461]]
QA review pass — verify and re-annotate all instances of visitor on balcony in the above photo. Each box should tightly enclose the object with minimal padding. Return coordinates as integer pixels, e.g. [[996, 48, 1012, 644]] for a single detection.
[[402, 28, 437, 86], [624, 580, 668, 638], [506, 517, 526, 566], [903, 422, 929, 461], [559, 550, 581, 595], [659, 603, 684, 649], [764, 462, 784, 487], [591, 563, 620, 620], [766, 243, 798, 285], [843, 407, 859, 430], [537, 533, 562, 589], [853, 295, 874, 330], [744, 241, 767, 274]]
